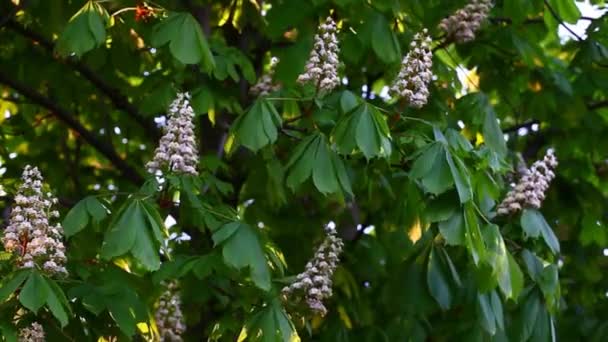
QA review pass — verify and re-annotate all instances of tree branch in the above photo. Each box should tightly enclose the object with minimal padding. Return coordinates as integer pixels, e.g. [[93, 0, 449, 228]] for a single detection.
[[6, 19, 160, 140], [588, 99, 608, 110], [544, 0, 583, 42], [0, 70, 144, 185], [503, 120, 540, 134]]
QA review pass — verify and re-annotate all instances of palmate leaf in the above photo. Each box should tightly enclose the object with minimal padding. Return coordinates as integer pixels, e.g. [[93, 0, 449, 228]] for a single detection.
[[427, 246, 452, 310], [152, 12, 215, 69], [63, 196, 109, 237], [521, 209, 560, 254], [239, 299, 300, 342], [55, 1, 108, 57], [334, 100, 391, 160], [285, 132, 353, 196], [481, 224, 512, 298], [231, 99, 282, 152], [18, 271, 72, 327], [100, 199, 166, 271], [213, 222, 271, 291]]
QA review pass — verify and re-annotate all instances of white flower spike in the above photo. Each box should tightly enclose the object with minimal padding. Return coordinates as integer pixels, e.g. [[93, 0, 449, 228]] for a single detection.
[[146, 92, 199, 176], [439, 0, 493, 43], [297, 16, 341, 93], [2, 166, 67, 276], [155, 281, 186, 342], [497, 150, 558, 215], [389, 29, 434, 108], [18, 322, 45, 342], [250, 57, 281, 97], [282, 224, 344, 316]]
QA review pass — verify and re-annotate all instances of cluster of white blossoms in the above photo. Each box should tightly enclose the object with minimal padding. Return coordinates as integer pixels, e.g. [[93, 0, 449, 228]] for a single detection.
[[497, 150, 558, 215], [282, 224, 344, 316], [18, 322, 45, 342], [155, 282, 186, 342], [146, 92, 199, 176], [250, 57, 281, 97], [389, 29, 434, 108], [439, 0, 493, 43], [2, 166, 67, 276], [297, 16, 341, 93]]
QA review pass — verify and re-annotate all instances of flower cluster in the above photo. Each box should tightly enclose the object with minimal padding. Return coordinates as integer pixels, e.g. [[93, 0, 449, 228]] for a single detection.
[[18, 322, 45, 342], [439, 0, 493, 43], [497, 150, 558, 215], [155, 282, 186, 342], [282, 224, 344, 316], [250, 57, 281, 97], [297, 16, 340, 93], [2, 166, 67, 276], [389, 29, 434, 108], [146, 92, 199, 176]]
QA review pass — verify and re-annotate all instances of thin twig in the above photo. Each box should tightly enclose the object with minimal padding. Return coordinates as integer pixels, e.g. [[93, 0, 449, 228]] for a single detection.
[[544, 0, 583, 42]]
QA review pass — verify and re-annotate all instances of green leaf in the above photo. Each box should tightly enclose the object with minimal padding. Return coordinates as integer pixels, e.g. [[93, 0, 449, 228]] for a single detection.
[[334, 102, 391, 159], [439, 210, 465, 246], [63, 196, 108, 237], [331, 153, 354, 197], [218, 222, 271, 291], [233, 99, 282, 152], [100, 201, 141, 259], [340, 90, 360, 113], [46, 280, 70, 327], [491, 290, 505, 331], [62, 198, 89, 237], [152, 12, 215, 69], [521, 209, 560, 254], [427, 247, 452, 310], [519, 292, 541, 341], [0, 324, 17, 342], [19, 271, 50, 313], [548, 0, 581, 24], [100, 200, 161, 269], [445, 151, 472, 203], [482, 102, 507, 157], [410, 143, 442, 179], [243, 300, 299, 341], [212, 221, 242, 245], [86, 196, 109, 223], [464, 203, 486, 265], [131, 224, 161, 271], [370, 12, 400, 63], [477, 293, 496, 335], [55, 2, 108, 57], [521, 249, 544, 282], [507, 251, 524, 301], [0, 269, 31, 302], [312, 137, 339, 194], [286, 133, 351, 195], [482, 224, 511, 298]]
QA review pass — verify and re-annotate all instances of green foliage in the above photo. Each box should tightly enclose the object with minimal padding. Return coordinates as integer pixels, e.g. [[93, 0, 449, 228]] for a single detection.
[[232, 99, 282, 152], [285, 132, 353, 196], [1, 0, 607, 340], [100, 199, 166, 271], [152, 12, 215, 69], [55, 1, 108, 57]]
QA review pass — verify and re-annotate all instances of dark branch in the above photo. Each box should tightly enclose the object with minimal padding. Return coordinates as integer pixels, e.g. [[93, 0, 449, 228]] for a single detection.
[[588, 100, 608, 110], [6, 19, 160, 140], [0, 70, 144, 185], [489, 17, 544, 25], [543, 0, 583, 42], [503, 120, 540, 134]]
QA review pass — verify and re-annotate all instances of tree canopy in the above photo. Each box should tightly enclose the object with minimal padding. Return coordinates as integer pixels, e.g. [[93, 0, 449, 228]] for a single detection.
[[1, 0, 608, 341]]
